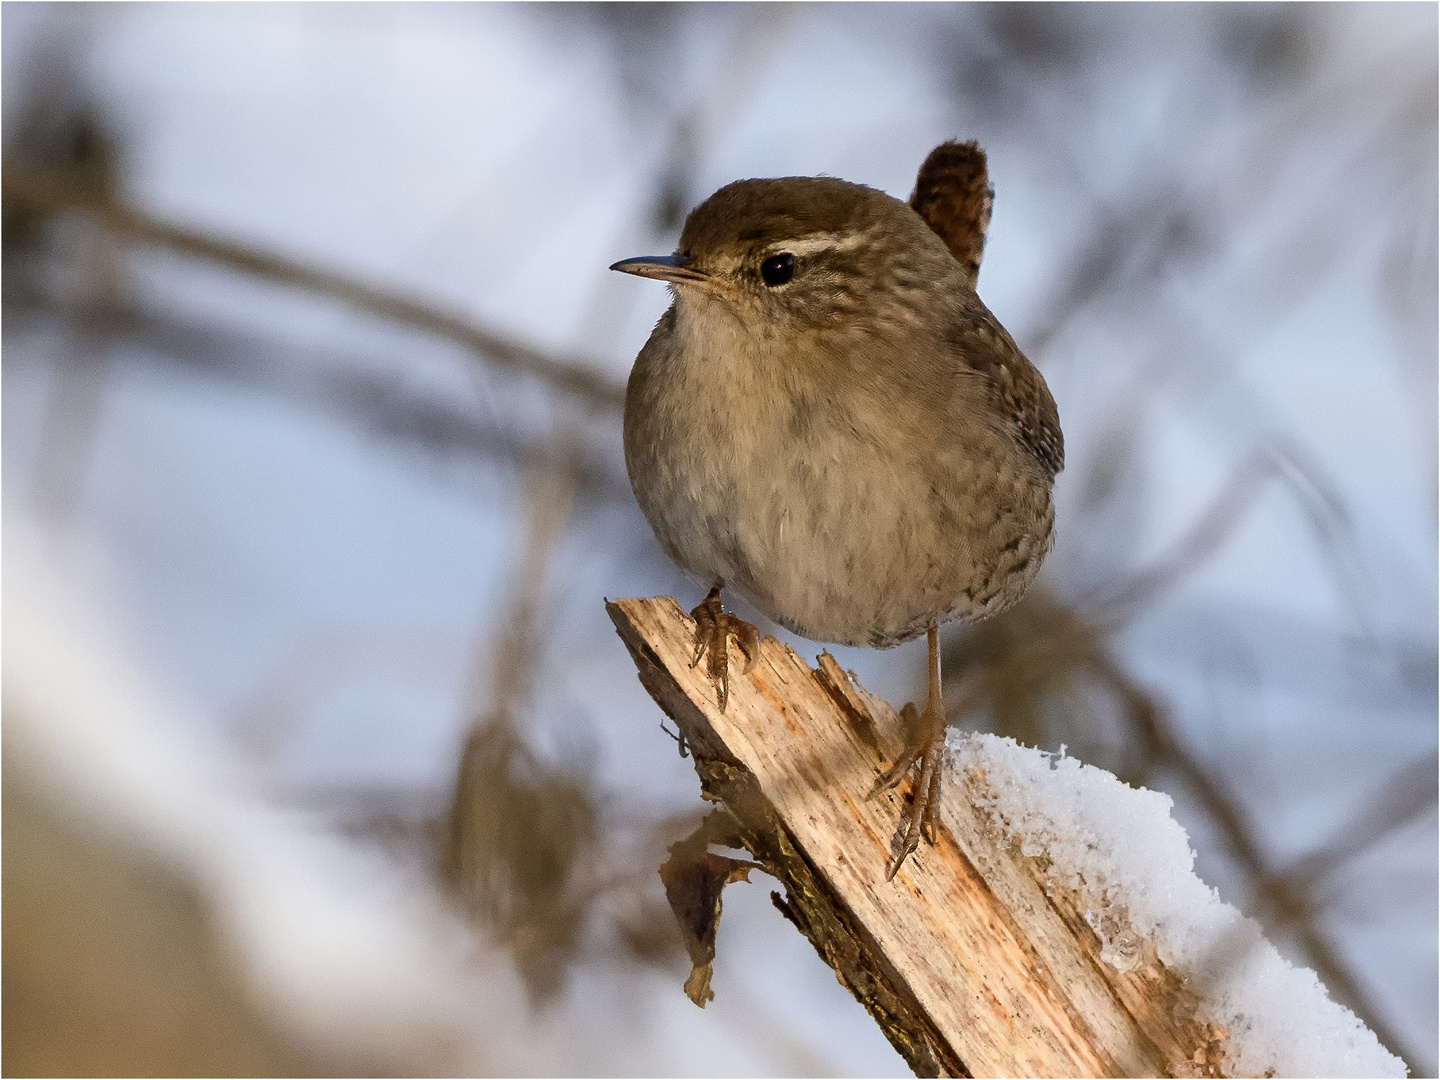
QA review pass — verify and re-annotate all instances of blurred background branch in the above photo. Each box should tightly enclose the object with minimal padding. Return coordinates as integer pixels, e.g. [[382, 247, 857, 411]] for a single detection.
[[4, 165, 627, 411]]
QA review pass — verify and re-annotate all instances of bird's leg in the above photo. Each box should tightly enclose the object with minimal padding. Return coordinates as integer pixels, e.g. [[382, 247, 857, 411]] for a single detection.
[[867, 623, 947, 879], [689, 584, 759, 711]]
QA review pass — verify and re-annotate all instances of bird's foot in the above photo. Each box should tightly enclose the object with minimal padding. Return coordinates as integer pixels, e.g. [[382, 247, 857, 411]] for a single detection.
[[689, 585, 759, 711], [867, 698, 946, 880]]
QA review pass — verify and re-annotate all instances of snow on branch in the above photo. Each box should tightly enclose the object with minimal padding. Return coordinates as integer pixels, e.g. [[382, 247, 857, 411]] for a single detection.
[[607, 595, 1405, 1079]]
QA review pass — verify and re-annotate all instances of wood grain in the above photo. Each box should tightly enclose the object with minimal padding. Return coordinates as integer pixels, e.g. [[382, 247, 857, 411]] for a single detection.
[[608, 595, 1229, 1079]]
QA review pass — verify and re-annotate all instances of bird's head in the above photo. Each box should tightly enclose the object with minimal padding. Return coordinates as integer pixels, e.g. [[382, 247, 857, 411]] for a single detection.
[[611, 176, 963, 335]]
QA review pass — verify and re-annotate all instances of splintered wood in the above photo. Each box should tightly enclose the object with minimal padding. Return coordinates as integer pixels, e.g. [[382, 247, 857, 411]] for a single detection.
[[607, 595, 1228, 1080]]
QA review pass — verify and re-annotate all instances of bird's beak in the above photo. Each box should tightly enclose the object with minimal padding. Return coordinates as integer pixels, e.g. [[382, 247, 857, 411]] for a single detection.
[[609, 254, 708, 284]]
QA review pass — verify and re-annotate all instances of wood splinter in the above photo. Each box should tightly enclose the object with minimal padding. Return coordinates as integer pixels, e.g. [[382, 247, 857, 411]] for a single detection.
[[608, 595, 1230, 1080]]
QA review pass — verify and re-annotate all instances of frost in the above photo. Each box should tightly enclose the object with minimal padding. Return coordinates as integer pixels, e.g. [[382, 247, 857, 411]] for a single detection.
[[949, 732, 1407, 1080]]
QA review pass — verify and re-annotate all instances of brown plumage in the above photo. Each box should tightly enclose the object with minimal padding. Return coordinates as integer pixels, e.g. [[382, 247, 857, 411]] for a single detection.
[[909, 139, 994, 290], [912, 141, 1063, 479], [612, 142, 1062, 878]]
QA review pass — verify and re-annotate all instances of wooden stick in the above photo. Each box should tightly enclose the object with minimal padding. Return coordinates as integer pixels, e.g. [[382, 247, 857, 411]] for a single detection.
[[607, 595, 1228, 1079]]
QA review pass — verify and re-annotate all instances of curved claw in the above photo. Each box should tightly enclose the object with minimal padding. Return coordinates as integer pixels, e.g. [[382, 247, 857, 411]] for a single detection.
[[920, 752, 944, 846], [731, 619, 760, 675], [866, 703, 923, 799], [886, 815, 924, 881], [882, 736, 946, 880]]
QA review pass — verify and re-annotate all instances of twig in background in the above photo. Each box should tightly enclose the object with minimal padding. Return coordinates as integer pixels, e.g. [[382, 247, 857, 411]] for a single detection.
[[5, 92, 128, 531], [441, 451, 599, 1000], [3, 296, 633, 503], [2, 166, 627, 412], [1083, 438, 1376, 640]]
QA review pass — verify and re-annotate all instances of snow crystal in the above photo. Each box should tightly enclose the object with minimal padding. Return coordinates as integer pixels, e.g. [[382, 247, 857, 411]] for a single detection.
[[948, 731, 1407, 1079]]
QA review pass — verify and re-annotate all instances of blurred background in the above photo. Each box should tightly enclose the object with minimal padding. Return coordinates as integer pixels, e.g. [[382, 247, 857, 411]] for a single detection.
[[3, 2, 1435, 1076]]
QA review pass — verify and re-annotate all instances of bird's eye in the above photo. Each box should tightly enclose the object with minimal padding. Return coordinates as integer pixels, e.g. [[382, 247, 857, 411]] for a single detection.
[[761, 252, 795, 286]]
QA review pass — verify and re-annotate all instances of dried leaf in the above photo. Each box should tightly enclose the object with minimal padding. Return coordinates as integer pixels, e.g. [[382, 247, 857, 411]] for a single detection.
[[657, 811, 760, 1006]]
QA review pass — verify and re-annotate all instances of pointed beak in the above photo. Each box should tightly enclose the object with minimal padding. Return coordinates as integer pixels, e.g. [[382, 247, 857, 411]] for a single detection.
[[609, 254, 708, 284]]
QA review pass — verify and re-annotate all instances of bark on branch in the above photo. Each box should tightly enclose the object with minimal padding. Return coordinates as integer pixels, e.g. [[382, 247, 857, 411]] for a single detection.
[[607, 595, 1229, 1079]]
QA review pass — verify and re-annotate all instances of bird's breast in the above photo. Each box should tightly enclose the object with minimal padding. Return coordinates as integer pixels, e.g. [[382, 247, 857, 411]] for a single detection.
[[624, 302, 1052, 648]]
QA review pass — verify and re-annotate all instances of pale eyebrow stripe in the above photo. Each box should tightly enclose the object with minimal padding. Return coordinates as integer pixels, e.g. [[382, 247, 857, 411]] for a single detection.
[[765, 232, 869, 258]]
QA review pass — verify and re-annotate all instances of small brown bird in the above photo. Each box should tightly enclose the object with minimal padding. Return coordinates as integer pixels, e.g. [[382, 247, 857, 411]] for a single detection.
[[612, 142, 1062, 879]]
